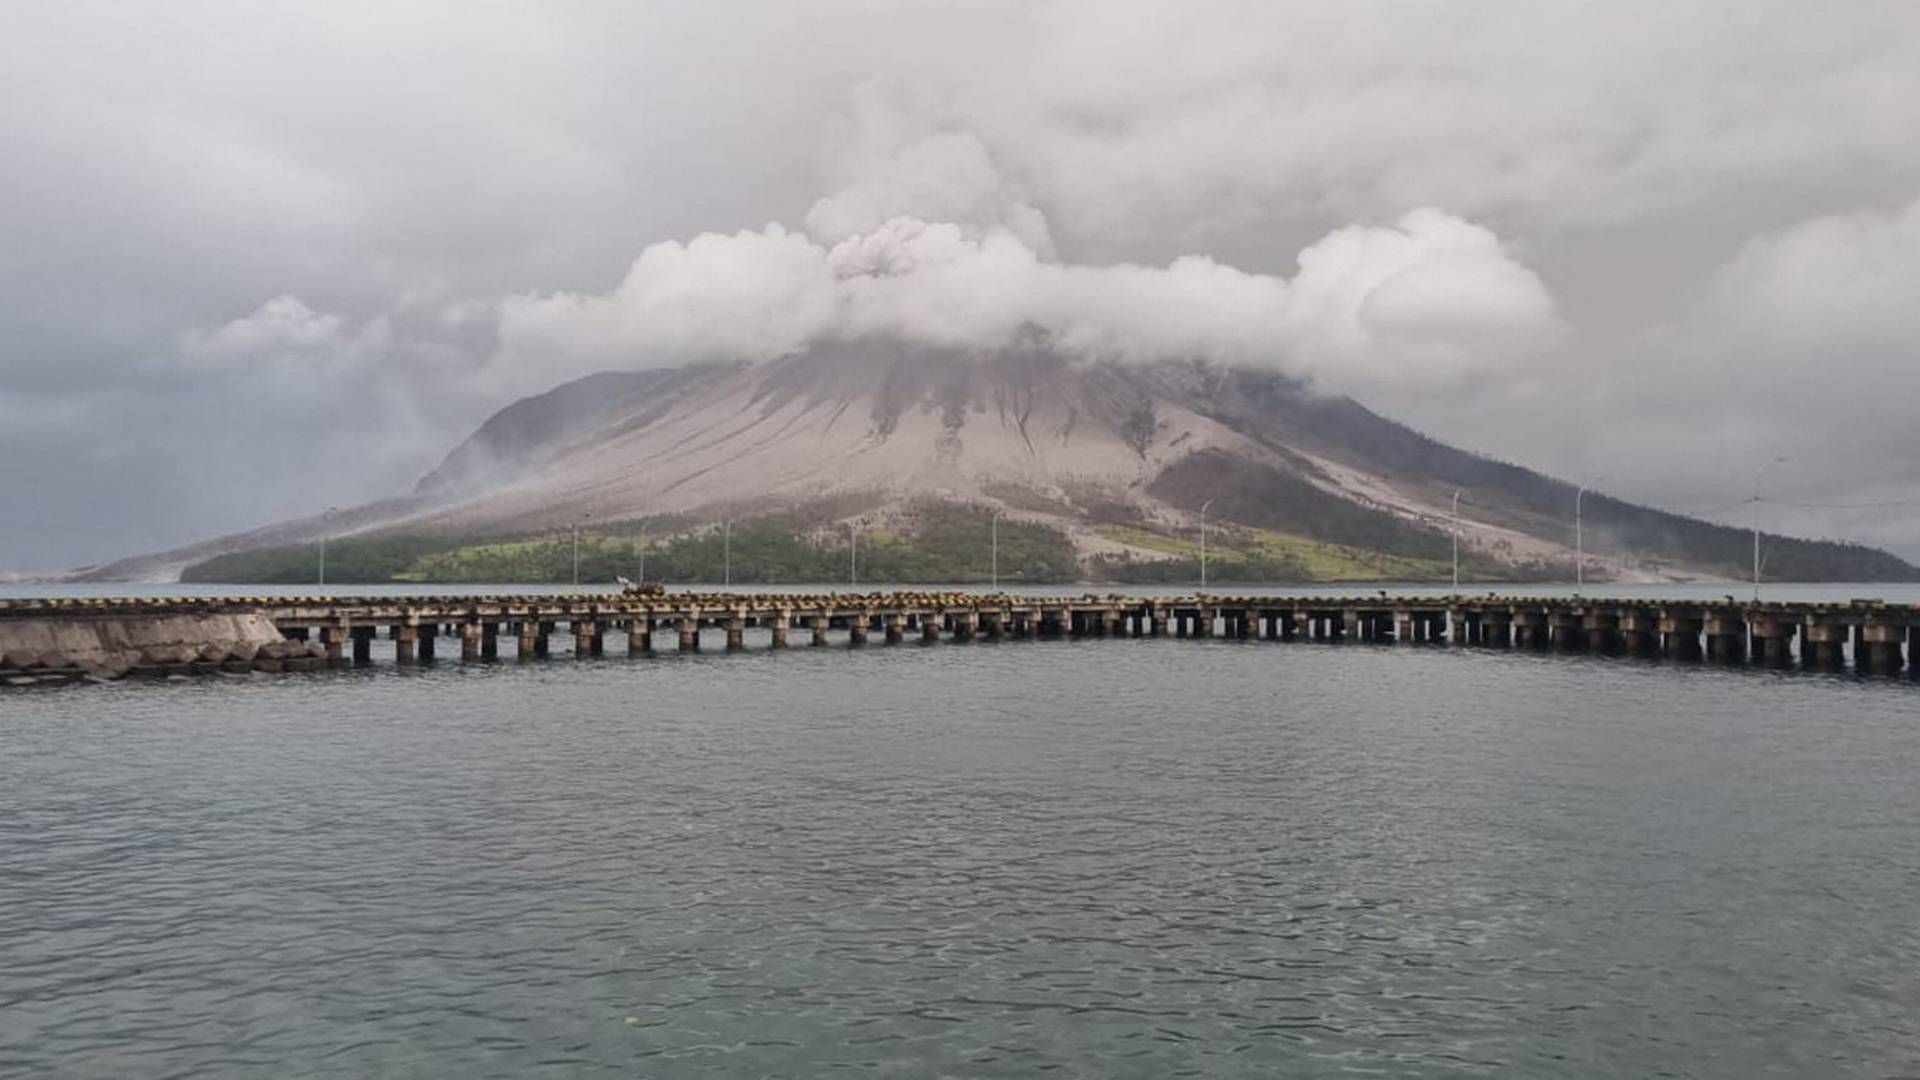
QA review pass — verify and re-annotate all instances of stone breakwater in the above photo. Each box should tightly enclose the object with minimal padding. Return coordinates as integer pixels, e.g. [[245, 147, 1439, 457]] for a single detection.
[[0, 611, 324, 686]]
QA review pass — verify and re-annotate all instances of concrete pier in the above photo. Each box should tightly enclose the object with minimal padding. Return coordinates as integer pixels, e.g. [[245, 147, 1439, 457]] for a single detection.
[[8, 591, 1920, 687]]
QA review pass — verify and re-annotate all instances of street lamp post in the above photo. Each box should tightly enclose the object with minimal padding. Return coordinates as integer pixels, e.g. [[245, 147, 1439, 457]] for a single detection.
[[570, 512, 592, 588], [1753, 456, 1789, 602], [723, 521, 731, 588], [1574, 482, 1600, 589], [990, 511, 1003, 590], [636, 526, 647, 584], [1451, 489, 1461, 593], [849, 522, 857, 586], [1199, 498, 1215, 591], [317, 506, 337, 586]]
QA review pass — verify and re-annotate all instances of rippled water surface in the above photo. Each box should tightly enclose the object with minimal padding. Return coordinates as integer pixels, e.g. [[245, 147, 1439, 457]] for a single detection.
[[6, 638, 1920, 1077]]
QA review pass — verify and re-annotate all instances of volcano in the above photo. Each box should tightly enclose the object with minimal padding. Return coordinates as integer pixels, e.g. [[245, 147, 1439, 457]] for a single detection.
[[89, 338, 1918, 584]]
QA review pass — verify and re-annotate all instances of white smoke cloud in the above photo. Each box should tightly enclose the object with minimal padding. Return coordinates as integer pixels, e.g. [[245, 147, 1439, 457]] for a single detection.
[[173, 296, 391, 372], [496, 140, 1561, 400]]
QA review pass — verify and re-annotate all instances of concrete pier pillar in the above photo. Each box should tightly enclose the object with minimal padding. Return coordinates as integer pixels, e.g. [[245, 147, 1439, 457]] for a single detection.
[[1616, 610, 1653, 656], [1197, 607, 1215, 638], [574, 619, 599, 658], [1802, 620, 1843, 669], [461, 622, 482, 662], [921, 613, 941, 643], [480, 622, 499, 659], [416, 625, 436, 662], [985, 611, 1006, 640], [1548, 611, 1581, 651], [678, 617, 700, 652], [535, 622, 553, 658], [769, 611, 789, 649], [351, 626, 373, 666], [1148, 606, 1168, 637], [1862, 621, 1905, 675], [884, 613, 905, 644], [321, 625, 347, 666], [1662, 617, 1703, 660], [1583, 612, 1620, 654], [1482, 613, 1512, 648], [812, 614, 831, 647], [629, 618, 652, 654], [849, 612, 871, 646], [725, 615, 746, 651], [1748, 615, 1796, 667], [1394, 611, 1413, 644], [396, 623, 418, 665], [1449, 612, 1469, 645], [516, 621, 537, 659], [1704, 613, 1745, 663]]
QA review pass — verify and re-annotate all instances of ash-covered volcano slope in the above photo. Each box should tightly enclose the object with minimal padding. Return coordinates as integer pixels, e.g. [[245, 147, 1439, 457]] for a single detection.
[[392, 338, 1907, 582], [91, 337, 1917, 582]]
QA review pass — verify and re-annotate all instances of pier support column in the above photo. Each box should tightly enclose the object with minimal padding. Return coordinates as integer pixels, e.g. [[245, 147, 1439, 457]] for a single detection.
[[1660, 615, 1703, 660], [1803, 619, 1843, 669], [1862, 620, 1905, 675], [849, 611, 871, 646], [1748, 616, 1796, 667], [535, 622, 553, 658], [574, 619, 600, 658], [461, 622, 482, 662], [1482, 613, 1511, 648], [1583, 612, 1620, 654], [1197, 607, 1215, 638], [396, 623, 418, 665], [320, 625, 347, 667], [922, 613, 942, 643], [417, 625, 436, 662], [726, 614, 746, 651], [1149, 606, 1168, 637], [1394, 610, 1413, 644], [884, 613, 905, 644], [1705, 613, 1745, 664], [1617, 610, 1654, 656], [952, 612, 976, 642], [678, 617, 700, 652], [1549, 611, 1582, 652], [1449, 611, 1469, 646], [1513, 611, 1547, 649], [629, 618, 652, 654], [812, 614, 831, 647], [516, 621, 536, 659], [351, 626, 373, 666], [481, 622, 499, 659], [769, 611, 789, 649], [985, 611, 1006, 641]]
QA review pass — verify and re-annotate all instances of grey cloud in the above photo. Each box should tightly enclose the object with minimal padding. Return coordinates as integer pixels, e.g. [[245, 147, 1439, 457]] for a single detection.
[[3, 1, 1919, 568]]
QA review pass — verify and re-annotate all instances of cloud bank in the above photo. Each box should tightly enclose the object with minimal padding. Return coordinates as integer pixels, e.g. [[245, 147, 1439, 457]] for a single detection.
[[497, 151, 1561, 402]]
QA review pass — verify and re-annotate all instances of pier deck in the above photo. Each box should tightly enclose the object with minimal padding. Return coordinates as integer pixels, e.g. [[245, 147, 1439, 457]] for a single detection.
[[3, 591, 1917, 684]]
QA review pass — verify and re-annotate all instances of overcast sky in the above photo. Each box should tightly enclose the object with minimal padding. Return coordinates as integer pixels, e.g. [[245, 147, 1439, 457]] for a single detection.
[[4, 1, 1920, 570]]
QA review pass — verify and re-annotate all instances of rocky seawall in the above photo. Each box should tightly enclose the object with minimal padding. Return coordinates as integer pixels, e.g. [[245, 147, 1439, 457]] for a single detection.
[[0, 612, 325, 686]]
